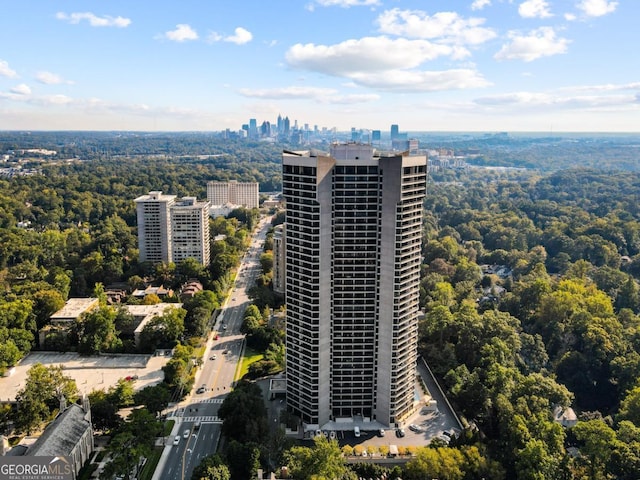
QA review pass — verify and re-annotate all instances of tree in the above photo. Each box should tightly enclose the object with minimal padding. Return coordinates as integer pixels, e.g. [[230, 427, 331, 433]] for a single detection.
[[515, 439, 563, 480], [31, 289, 65, 328], [259, 252, 273, 274], [14, 363, 78, 434], [404, 446, 465, 480], [618, 386, 640, 426], [89, 389, 121, 432], [104, 408, 162, 480], [224, 440, 261, 480], [218, 380, 269, 445], [191, 454, 230, 480], [109, 378, 136, 407], [139, 307, 186, 351], [176, 257, 207, 284], [77, 305, 122, 354], [0, 299, 34, 330], [572, 419, 617, 480], [134, 383, 171, 415], [283, 436, 356, 480], [0, 339, 23, 373]]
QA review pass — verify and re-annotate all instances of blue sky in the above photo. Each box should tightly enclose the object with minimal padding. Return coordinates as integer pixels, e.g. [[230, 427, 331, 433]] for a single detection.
[[0, 0, 636, 132]]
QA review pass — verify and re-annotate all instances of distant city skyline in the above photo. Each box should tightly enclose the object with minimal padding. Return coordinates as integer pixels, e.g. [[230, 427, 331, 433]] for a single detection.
[[0, 1, 636, 132]]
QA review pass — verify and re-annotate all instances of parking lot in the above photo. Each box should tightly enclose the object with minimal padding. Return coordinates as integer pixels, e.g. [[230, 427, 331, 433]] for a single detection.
[[0, 351, 168, 402]]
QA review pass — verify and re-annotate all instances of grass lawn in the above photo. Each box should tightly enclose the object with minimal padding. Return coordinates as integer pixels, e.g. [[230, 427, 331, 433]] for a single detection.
[[138, 447, 163, 480], [163, 419, 175, 436], [236, 347, 264, 380]]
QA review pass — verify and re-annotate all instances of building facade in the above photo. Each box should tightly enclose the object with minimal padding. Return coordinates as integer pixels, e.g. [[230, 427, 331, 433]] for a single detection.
[[206, 181, 259, 209], [282, 143, 427, 429], [170, 196, 211, 266], [135, 192, 210, 266], [135, 191, 175, 264], [26, 399, 94, 479], [272, 224, 286, 295]]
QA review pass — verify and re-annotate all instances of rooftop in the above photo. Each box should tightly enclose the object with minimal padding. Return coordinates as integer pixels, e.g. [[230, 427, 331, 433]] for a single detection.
[[50, 298, 99, 322], [27, 403, 91, 457]]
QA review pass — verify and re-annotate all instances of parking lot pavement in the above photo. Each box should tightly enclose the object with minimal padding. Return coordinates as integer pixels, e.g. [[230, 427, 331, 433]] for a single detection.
[[0, 352, 168, 401]]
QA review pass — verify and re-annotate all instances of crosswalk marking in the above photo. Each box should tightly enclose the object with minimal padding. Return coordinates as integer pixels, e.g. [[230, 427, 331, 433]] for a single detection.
[[181, 416, 222, 423], [199, 398, 224, 404]]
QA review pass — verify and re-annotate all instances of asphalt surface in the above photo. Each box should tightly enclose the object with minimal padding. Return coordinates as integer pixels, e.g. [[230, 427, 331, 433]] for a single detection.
[[153, 217, 272, 480]]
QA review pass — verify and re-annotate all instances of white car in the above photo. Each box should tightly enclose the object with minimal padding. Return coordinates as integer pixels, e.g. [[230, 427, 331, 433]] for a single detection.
[[183, 429, 190, 438], [173, 435, 180, 445]]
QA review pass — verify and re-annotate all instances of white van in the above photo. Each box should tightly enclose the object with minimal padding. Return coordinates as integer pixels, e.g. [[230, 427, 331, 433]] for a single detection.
[[354, 426, 361, 437]]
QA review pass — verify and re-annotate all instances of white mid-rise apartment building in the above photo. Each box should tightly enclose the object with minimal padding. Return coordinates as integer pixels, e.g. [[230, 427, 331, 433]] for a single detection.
[[282, 143, 427, 430], [135, 191, 175, 264], [207, 180, 259, 209], [171, 197, 211, 266], [135, 192, 210, 266]]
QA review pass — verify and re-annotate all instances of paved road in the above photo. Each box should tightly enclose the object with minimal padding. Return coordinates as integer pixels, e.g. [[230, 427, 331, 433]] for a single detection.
[[153, 216, 273, 480]]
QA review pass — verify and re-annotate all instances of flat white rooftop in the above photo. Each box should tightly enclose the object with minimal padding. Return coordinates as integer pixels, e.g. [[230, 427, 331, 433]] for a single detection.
[[50, 298, 99, 321]]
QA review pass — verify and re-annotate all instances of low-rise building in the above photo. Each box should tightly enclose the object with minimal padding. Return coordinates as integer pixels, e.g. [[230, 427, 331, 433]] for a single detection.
[[24, 398, 94, 479], [49, 298, 100, 325]]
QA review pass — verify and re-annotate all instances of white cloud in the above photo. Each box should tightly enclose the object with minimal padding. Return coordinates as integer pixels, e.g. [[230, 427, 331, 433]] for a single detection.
[[10, 84, 31, 95], [238, 86, 337, 99], [519, 0, 553, 18], [55, 12, 131, 28], [494, 27, 569, 62], [348, 68, 491, 92], [557, 82, 640, 93], [324, 93, 380, 104], [475, 90, 636, 110], [0, 60, 18, 78], [40, 94, 74, 106], [576, 0, 618, 17], [310, 0, 381, 8], [376, 9, 496, 46], [284, 36, 492, 92], [208, 27, 253, 45], [286, 37, 467, 77], [471, 0, 492, 10], [564, 12, 577, 21], [238, 85, 379, 104], [36, 71, 74, 85], [163, 24, 199, 42]]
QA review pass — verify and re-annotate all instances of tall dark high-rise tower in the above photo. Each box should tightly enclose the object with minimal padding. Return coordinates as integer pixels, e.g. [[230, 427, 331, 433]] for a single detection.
[[282, 143, 427, 431]]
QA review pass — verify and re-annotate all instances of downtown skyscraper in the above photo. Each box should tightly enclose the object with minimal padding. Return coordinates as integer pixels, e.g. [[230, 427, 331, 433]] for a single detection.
[[282, 143, 427, 430]]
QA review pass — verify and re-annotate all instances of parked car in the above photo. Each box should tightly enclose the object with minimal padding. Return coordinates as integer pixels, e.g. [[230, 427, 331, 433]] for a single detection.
[[378, 428, 385, 437], [396, 428, 405, 438], [409, 424, 424, 433]]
